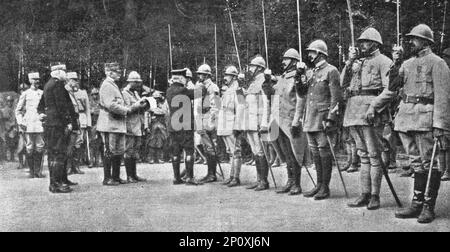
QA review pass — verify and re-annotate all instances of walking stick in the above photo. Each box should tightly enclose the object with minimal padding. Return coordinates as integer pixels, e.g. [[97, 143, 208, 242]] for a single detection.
[[381, 159, 403, 207], [323, 122, 349, 198], [168, 24, 173, 71], [86, 130, 92, 165], [424, 138, 439, 204]]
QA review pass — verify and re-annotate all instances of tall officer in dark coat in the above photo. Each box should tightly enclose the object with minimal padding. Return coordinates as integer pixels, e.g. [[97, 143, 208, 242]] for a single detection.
[[38, 63, 79, 193], [393, 24, 450, 224], [299, 40, 342, 200], [166, 69, 206, 186]]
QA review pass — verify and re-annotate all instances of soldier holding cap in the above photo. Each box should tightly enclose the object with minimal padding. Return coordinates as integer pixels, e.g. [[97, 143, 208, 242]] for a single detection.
[[122, 71, 148, 183], [65, 72, 89, 175], [38, 63, 79, 193], [97, 63, 147, 186], [15, 72, 45, 178]]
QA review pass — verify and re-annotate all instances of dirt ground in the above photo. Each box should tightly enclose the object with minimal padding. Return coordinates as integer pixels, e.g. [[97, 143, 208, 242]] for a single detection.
[[0, 157, 449, 232]]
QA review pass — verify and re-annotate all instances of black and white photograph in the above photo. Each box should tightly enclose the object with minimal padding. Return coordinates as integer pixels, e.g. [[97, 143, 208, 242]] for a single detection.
[[0, 0, 450, 235]]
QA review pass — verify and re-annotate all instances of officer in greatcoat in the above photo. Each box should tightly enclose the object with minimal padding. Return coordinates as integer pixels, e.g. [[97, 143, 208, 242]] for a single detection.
[[262, 49, 308, 195], [37, 63, 79, 193], [122, 71, 148, 183]]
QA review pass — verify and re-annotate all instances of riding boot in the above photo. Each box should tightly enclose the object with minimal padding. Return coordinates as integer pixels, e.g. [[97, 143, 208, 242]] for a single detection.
[[112, 155, 127, 184], [418, 170, 441, 224], [34, 151, 45, 178], [26, 152, 35, 178], [255, 156, 269, 191], [395, 172, 427, 219], [228, 157, 242, 187], [246, 158, 260, 190], [125, 158, 138, 183], [277, 166, 294, 194], [133, 158, 147, 182], [315, 152, 332, 200], [72, 148, 85, 175], [289, 165, 302, 195], [18, 153, 25, 169], [50, 161, 72, 194], [200, 154, 217, 183], [103, 155, 118, 186], [62, 159, 78, 186], [172, 158, 183, 185], [304, 152, 323, 198], [185, 157, 202, 186]]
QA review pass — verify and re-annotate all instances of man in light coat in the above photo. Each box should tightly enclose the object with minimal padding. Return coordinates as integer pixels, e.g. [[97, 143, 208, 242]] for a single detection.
[[15, 72, 45, 178], [97, 63, 147, 186]]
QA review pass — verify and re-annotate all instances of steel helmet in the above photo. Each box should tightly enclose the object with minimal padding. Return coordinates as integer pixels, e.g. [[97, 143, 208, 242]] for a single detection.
[[197, 64, 212, 75], [358, 27, 383, 45], [443, 48, 450, 57], [283, 48, 301, 61], [185, 68, 193, 78], [306, 40, 329, 56], [406, 24, 435, 43], [224, 65, 239, 76], [6, 96, 13, 101], [250, 55, 266, 68], [127, 71, 143, 82]]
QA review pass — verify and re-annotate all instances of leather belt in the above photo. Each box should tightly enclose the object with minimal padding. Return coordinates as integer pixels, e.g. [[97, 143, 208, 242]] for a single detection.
[[348, 89, 382, 97], [401, 93, 434, 105]]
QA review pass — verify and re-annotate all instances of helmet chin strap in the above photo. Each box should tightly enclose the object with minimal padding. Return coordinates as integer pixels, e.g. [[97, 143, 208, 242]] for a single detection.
[[283, 60, 297, 73], [360, 43, 378, 58]]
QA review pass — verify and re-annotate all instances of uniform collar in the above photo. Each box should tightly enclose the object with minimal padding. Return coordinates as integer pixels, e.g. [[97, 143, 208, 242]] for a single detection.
[[314, 61, 328, 71], [283, 70, 297, 79], [417, 47, 432, 58]]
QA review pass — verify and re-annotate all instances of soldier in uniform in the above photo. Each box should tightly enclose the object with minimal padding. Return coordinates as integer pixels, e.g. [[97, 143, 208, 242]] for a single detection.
[[146, 91, 169, 164], [97, 63, 147, 186], [166, 69, 205, 185], [89, 88, 102, 168], [440, 48, 450, 181], [122, 71, 148, 183], [194, 64, 220, 183], [242, 56, 270, 191], [72, 74, 92, 169], [16, 83, 31, 169], [65, 72, 86, 175], [296, 41, 342, 200], [341, 28, 394, 210], [262, 49, 308, 195], [393, 24, 450, 223], [15, 72, 45, 178], [37, 63, 79, 193], [218, 65, 243, 187]]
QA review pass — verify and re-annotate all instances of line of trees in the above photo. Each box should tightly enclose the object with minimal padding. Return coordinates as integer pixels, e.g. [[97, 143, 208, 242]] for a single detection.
[[0, 0, 448, 93]]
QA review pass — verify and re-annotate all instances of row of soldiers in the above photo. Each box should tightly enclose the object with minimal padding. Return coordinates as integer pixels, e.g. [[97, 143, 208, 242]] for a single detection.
[[164, 23, 450, 224]]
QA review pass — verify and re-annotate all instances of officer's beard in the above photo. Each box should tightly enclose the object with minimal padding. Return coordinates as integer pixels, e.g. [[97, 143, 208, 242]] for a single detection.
[[360, 44, 378, 58], [408, 42, 428, 57]]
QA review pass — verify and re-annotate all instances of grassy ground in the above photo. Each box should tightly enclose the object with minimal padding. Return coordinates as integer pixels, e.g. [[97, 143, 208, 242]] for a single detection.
[[0, 157, 449, 232]]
